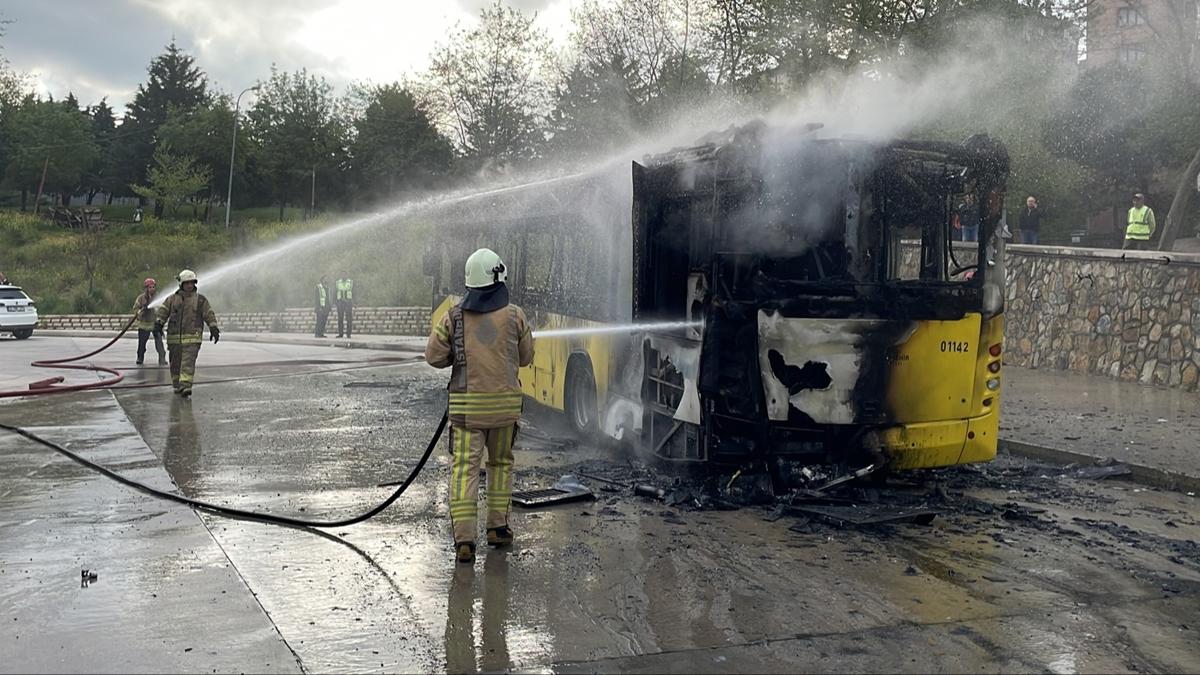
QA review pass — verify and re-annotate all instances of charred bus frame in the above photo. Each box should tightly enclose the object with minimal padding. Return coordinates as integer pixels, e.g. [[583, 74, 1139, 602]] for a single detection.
[[427, 123, 1009, 470]]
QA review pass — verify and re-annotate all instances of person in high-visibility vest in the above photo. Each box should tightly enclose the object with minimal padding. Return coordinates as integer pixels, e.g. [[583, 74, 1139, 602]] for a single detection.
[[425, 248, 534, 564], [1123, 192, 1156, 251], [335, 274, 354, 338], [314, 275, 331, 338], [154, 269, 220, 398]]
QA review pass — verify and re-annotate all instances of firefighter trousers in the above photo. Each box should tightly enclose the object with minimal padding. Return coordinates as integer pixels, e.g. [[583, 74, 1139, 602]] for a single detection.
[[448, 424, 516, 544], [168, 343, 201, 394]]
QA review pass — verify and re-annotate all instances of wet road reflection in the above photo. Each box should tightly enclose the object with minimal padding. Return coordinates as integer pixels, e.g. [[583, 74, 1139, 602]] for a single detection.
[[163, 396, 200, 493], [445, 552, 513, 673]]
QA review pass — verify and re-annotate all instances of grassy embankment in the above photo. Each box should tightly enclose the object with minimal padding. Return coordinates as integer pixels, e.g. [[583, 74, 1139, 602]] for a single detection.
[[0, 207, 433, 314]]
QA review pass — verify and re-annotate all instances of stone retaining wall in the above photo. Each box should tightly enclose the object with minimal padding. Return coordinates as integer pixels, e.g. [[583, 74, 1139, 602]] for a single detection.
[[1003, 244, 1200, 391], [39, 306, 431, 336]]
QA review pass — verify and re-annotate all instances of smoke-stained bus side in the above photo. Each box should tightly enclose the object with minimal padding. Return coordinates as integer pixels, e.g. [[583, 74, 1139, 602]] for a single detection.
[[427, 124, 1008, 472]]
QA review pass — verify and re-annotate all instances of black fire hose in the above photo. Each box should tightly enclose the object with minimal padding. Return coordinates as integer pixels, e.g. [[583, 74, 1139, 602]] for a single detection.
[[0, 413, 446, 529], [1, 318, 448, 528]]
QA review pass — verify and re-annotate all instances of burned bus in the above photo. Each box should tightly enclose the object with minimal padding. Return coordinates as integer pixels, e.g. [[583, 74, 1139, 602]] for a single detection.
[[427, 121, 1009, 471]]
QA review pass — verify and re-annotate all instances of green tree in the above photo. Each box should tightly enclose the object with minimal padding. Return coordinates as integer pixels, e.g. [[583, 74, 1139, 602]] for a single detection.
[[569, 0, 701, 105], [130, 145, 211, 217], [247, 67, 349, 218], [114, 42, 210, 202], [1042, 64, 1155, 229], [159, 98, 246, 219], [0, 15, 32, 188], [3, 97, 98, 209], [548, 53, 646, 157], [80, 98, 117, 204], [347, 83, 454, 202], [421, 1, 555, 164]]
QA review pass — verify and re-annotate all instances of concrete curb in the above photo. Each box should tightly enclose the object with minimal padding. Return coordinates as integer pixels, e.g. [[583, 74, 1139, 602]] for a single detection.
[[32, 330, 424, 354], [999, 438, 1200, 494]]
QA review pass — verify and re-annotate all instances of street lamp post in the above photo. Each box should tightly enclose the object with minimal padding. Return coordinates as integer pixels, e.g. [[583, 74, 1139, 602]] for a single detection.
[[224, 85, 259, 229]]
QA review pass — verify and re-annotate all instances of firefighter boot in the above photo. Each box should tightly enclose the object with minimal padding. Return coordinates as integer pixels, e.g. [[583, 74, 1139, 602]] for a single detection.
[[456, 541, 476, 564], [487, 526, 513, 547]]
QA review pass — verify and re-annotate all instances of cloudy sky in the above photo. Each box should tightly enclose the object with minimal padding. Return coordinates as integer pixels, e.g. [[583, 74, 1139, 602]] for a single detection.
[[1, 0, 574, 112]]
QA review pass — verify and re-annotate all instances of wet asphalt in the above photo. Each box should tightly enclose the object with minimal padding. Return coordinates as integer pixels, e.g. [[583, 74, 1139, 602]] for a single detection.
[[1, 335, 1199, 673]]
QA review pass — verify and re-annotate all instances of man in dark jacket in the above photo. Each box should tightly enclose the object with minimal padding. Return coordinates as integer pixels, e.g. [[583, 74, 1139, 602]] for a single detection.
[[314, 275, 331, 337], [1018, 196, 1043, 244], [956, 193, 981, 242]]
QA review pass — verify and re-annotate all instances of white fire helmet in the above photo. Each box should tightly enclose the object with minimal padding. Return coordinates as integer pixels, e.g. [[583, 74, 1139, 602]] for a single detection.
[[464, 248, 507, 289], [177, 269, 198, 284]]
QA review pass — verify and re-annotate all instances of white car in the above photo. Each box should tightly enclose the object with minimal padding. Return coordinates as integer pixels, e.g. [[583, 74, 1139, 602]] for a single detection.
[[0, 285, 38, 340]]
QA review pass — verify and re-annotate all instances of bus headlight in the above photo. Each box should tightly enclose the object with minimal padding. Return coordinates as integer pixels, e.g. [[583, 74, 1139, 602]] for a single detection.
[[986, 378, 1000, 391]]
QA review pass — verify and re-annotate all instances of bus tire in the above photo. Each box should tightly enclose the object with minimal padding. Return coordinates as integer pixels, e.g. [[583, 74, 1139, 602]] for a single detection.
[[13, 329, 33, 340], [565, 356, 598, 435]]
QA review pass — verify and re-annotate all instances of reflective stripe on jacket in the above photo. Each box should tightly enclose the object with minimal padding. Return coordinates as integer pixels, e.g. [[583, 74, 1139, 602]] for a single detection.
[[316, 283, 328, 308], [1126, 205, 1156, 240], [132, 292, 157, 330], [425, 302, 534, 429], [155, 289, 218, 346], [336, 278, 353, 301]]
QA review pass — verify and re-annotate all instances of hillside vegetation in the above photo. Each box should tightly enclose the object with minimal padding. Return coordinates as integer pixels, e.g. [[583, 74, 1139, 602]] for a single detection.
[[0, 209, 433, 314]]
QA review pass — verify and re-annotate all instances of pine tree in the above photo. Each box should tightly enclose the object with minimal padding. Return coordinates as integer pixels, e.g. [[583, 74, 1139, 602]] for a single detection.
[[114, 42, 210, 202], [82, 99, 116, 204], [124, 41, 209, 129]]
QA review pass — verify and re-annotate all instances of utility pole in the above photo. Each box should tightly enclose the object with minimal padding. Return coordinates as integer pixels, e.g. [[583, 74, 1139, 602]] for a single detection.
[[33, 156, 49, 215], [225, 85, 259, 229]]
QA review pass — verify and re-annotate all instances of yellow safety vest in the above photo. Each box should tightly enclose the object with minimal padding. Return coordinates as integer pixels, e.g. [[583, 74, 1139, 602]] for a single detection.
[[1126, 206, 1154, 240], [336, 278, 353, 301], [316, 284, 328, 307]]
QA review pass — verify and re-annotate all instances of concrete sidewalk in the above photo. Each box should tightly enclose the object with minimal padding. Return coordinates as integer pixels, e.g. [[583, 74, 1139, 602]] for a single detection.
[[0, 392, 300, 673], [1002, 365, 1200, 488]]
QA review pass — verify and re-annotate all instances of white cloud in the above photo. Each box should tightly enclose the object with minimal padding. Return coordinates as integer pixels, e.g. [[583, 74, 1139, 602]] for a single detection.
[[292, 1, 475, 86], [2, 0, 580, 109]]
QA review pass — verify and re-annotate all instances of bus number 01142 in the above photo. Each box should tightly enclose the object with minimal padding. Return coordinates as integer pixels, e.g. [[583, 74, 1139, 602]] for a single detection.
[[940, 340, 970, 353]]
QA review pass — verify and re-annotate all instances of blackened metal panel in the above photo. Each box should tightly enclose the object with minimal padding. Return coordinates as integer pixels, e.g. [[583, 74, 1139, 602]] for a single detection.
[[631, 161, 649, 321]]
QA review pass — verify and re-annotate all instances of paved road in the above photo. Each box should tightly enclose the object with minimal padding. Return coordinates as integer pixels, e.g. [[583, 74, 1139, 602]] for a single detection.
[[2, 335, 1198, 672], [1003, 365, 1200, 479]]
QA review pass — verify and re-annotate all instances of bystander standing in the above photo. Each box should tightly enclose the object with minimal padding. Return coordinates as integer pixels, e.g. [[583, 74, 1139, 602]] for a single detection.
[[1018, 196, 1043, 245]]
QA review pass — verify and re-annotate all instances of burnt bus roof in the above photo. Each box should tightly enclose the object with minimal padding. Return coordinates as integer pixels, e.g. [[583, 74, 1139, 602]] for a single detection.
[[640, 121, 1008, 180], [430, 123, 1007, 234]]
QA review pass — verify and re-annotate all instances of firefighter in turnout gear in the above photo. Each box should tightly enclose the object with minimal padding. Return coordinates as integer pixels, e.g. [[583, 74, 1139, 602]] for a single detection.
[[425, 248, 534, 564], [155, 269, 220, 398], [335, 273, 354, 338], [132, 277, 166, 366]]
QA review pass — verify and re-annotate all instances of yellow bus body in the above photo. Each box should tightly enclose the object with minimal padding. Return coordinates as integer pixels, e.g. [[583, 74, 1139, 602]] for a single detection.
[[433, 296, 1003, 470]]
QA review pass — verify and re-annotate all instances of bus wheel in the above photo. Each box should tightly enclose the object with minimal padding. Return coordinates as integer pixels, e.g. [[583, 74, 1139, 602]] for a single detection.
[[565, 357, 598, 435]]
